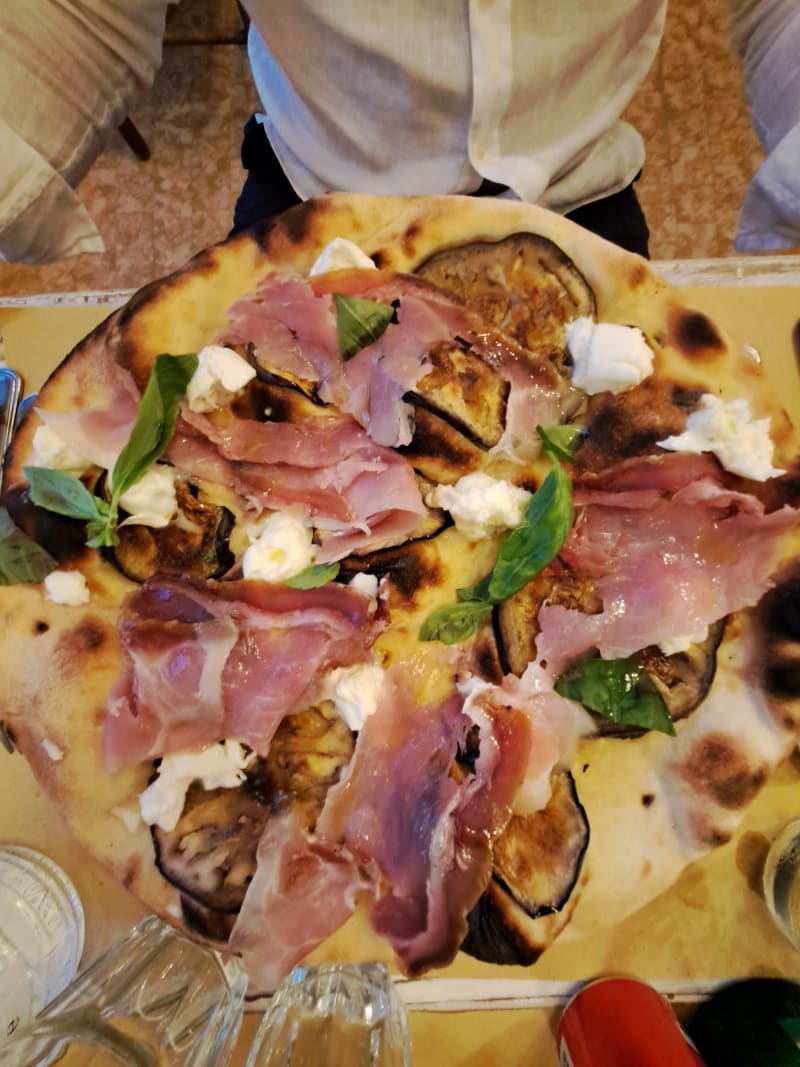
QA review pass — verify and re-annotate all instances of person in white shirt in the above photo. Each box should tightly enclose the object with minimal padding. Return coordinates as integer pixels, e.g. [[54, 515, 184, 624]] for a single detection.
[[726, 0, 800, 253], [234, 1, 668, 257]]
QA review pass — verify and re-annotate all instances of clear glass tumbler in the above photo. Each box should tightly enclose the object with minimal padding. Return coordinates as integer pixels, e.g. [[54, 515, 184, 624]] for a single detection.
[[763, 815, 800, 949], [245, 962, 412, 1067], [0, 845, 84, 1042], [0, 915, 247, 1067]]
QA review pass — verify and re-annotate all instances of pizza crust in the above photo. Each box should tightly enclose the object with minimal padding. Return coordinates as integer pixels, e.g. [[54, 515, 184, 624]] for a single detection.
[[1, 193, 798, 983]]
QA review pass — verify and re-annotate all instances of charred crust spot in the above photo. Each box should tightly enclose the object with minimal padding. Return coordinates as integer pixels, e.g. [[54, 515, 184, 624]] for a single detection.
[[473, 632, 505, 685], [371, 250, 388, 270], [759, 569, 800, 643], [347, 544, 442, 604], [689, 812, 731, 849], [641, 793, 655, 807], [403, 220, 423, 258], [58, 618, 106, 656], [276, 200, 323, 245], [33, 620, 50, 635], [120, 855, 140, 889], [669, 308, 725, 357], [681, 733, 768, 810], [765, 662, 800, 701], [627, 262, 649, 289]]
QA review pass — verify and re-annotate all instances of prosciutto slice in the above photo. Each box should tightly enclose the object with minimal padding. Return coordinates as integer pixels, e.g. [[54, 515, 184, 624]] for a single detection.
[[166, 412, 427, 561], [104, 579, 381, 770], [36, 368, 140, 471], [226, 270, 567, 457], [315, 670, 530, 976], [229, 812, 368, 993], [536, 456, 799, 675]]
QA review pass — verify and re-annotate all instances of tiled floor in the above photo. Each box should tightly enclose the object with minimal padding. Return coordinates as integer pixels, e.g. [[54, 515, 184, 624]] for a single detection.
[[0, 0, 763, 297]]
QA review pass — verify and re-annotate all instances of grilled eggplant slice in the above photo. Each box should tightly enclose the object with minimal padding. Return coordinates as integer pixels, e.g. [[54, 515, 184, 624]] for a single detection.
[[415, 233, 596, 371], [461, 771, 589, 965], [108, 478, 235, 583], [152, 708, 354, 920]]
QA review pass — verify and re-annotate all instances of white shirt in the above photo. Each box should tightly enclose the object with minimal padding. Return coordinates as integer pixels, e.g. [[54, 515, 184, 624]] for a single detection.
[[726, 0, 800, 252], [245, 0, 667, 214]]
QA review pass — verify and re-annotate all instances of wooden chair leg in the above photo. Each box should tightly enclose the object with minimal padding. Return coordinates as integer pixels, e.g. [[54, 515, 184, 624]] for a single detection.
[[118, 116, 150, 161]]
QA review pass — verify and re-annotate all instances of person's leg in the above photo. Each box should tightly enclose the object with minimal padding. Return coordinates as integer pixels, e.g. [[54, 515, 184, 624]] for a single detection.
[[565, 180, 650, 258], [231, 116, 302, 234]]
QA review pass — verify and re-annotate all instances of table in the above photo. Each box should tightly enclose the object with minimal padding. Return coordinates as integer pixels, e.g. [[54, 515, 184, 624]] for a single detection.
[[1, 257, 799, 1065]]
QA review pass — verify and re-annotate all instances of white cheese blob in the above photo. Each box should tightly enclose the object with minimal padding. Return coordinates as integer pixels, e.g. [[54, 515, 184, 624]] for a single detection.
[[426, 472, 532, 540], [32, 423, 92, 471], [242, 511, 316, 582], [139, 740, 255, 832], [322, 663, 386, 732], [349, 572, 380, 599], [118, 464, 178, 528], [658, 626, 709, 656], [41, 738, 64, 762], [186, 345, 257, 414], [43, 569, 90, 606], [657, 393, 784, 481], [566, 316, 654, 395], [309, 237, 377, 276]]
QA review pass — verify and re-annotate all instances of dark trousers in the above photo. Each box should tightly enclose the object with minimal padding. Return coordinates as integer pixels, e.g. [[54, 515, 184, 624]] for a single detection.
[[232, 115, 650, 259]]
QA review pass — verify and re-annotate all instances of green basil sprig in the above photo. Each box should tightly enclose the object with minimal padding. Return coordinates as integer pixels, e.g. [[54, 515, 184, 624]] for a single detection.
[[284, 561, 340, 589], [0, 507, 57, 585], [554, 656, 675, 735], [420, 424, 582, 644], [333, 294, 396, 360], [24, 353, 197, 548]]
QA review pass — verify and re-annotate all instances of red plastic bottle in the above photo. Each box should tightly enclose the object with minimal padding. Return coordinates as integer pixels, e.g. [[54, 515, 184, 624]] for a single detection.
[[557, 977, 706, 1066]]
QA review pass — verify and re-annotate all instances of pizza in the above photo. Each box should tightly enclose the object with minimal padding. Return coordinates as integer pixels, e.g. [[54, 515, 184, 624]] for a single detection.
[[0, 193, 799, 993]]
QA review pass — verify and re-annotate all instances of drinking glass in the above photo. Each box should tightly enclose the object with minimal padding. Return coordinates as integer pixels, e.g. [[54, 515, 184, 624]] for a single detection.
[[762, 815, 800, 949], [0, 845, 84, 1041], [0, 915, 247, 1066], [245, 962, 412, 1067]]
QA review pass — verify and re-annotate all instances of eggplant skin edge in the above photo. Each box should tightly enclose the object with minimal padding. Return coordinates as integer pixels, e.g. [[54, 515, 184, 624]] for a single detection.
[[460, 771, 589, 966]]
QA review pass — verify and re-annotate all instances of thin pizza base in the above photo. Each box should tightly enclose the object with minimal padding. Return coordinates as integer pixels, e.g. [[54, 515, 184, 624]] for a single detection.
[[1, 194, 798, 985]]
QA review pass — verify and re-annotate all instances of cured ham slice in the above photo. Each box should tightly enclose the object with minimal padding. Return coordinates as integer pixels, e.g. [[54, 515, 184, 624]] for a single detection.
[[166, 413, 427, 560], [229, 812, 368, 993], [536, 456, 800, 676], [104, 579, 381, 770], [36, 369, 140, 471], [226, 270, 567, 458], [315, 671, 530, 976]]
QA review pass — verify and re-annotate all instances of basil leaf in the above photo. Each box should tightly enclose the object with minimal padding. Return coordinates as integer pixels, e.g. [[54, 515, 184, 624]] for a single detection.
[[85, 499, 118, 548], [111, 353, 198, 500], [419, 600, 492, 645], [24, 467, 104, 522], [487, 460, 573, 602], [284, 562, 340, 589], [0, 508, 57, 585], [555, 656, 676, 735], [539, 423, 584, 463], [333, 294, 395, 360]]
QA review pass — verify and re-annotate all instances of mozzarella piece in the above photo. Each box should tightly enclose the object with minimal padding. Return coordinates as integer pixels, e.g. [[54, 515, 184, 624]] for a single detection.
[[426, 472, 531, 540], [309, 237, 377, 276], [187, 345, 256, 413], [657, 393, 784, 481], [349, 572, 379, 599], [566, 316, 654, 395], [658, 626, 709, 656], [322, 663, 386, 732], [139, 741, 255, 832], [32, 423, 92, 472], [242, 511, 316, 582], [41, 738, 64, 761], [118, 464, 178, 528], [43, 569, 90, 606]]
